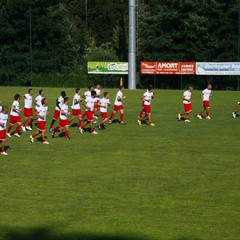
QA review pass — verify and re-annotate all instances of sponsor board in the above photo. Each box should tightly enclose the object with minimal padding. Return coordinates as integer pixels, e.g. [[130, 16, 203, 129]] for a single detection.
[[88, 62, 128, 74], [196, 62, 240, 75], [141, 62, 195, 74]]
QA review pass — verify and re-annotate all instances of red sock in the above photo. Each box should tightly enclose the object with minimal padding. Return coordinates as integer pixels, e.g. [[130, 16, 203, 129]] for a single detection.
[[7, 125, 13, 133], [54, 127, 59, 134], [109, 113, 115, 120], [15, 125, 21, 133], [139, 110, 144, 119], [78, 119, 82, 128], [120, 113, 124, 122], [65, 130, 69, 138]]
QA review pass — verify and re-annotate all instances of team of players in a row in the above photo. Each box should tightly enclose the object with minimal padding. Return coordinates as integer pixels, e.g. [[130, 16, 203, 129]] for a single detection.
[[1, 83, 239, 156], [0, 84, 144, 155]]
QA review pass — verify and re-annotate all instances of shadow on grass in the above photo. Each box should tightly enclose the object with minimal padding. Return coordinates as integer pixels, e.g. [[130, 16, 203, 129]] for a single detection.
[[2, 227, 150, 240]]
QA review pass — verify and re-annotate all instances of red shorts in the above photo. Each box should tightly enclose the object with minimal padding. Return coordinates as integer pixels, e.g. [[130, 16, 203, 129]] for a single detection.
[[203, 101, 210, 109], [0, 130, 6, 141], [59, 119, 69, 128], [24, 108, 33, 118], [184, 104, 192, 113], [53, 109, 60, 120], [100, 112, 108, 119], [114, 105, 124, 112], [143, 105, 151, 114], [37, 121, 46, 131], [86, 111, 94, 121], [94, 100, 100, 109], [72, 109, 82, 116], [10, 115, 21, 124]]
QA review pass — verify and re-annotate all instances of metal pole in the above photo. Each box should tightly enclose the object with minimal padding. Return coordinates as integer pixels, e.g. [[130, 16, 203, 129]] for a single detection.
[[128, 0, 136, 89], [29, 6, 33, 86], [238, 0, 240, 90]]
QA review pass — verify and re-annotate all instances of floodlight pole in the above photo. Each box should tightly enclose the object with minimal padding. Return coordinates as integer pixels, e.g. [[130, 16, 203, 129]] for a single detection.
[[29, 5, 33, 86], [238, 0, 240, 90], [128, 0, 136, 89]]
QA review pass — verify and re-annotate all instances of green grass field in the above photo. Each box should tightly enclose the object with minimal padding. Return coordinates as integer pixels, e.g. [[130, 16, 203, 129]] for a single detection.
[[0, 87, 239, 240]]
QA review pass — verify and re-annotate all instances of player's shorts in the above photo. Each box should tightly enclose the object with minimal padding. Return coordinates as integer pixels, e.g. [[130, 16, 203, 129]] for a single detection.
[[59, 119, 69, 128], [0, 130, 6, 141], [203, 101, 210, 109], [114, 105, 124, 112], [184, 103, 192, 113], [9, 115, 21, 124], [100, 112, 108, 119], [143, 105, 151, 114], [94, 100, 100, 109], [86, 111, 94, 121], [37, 121, 46, 131], [72, 109, 82, 117], [53, 109, 60, 120], [24, 108, 33, 118]]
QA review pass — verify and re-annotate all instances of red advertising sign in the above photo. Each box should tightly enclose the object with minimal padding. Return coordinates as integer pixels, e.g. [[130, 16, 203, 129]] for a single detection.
[[141, 62, 195, 75]]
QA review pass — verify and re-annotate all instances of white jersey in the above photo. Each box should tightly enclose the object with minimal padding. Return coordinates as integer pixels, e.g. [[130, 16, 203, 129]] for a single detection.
[[71, 93, 81, 110], [114, 90, 123, 106], [35, 95, 44, 109], [55, 96, 64, 111], [37, 105, 48, 122], [95, 88, 101, 99], [183, 90, 192, 104], [60, 104, 69, 120], [85, 96, 96, 111], [84, 90, 91, 98], [143, 91, 153, 106], [10, 100, 20, 116], [24, 93, 32, 109], [100, 98, 110, 113], [0, 112, 8, 130], [0, 105, 2, 112], [202, 88, 212, 101]]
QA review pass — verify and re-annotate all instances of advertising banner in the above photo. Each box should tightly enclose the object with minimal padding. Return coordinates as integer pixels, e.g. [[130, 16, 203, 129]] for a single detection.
[[141, 62, 195, 75], [88, 62, 128, 74], [196, 62, 240, 75]]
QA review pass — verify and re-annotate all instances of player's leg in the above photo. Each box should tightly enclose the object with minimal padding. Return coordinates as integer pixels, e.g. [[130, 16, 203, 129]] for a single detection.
[[109, 110, 117, 123], [119, 109, 124, 124], [14, 120, 22, 137], [1, 139, 7, 155]]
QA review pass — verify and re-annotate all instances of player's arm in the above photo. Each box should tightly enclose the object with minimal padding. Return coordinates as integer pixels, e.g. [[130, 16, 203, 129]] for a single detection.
[[12, 104, 21, 113], [56, 99, 61, 110], [73, 98, 80, 105], [182, 95, 190, 102]]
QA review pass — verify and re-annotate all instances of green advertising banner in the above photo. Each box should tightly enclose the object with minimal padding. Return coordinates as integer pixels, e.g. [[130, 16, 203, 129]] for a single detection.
[[88, 62, 128, 74]]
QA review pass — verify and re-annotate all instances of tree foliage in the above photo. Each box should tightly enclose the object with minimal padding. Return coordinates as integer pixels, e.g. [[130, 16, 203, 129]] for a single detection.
[[0, 0, 239, 88]]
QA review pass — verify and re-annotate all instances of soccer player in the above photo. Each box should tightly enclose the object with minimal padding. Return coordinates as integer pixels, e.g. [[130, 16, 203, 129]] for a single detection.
[[98, 92, 111, 130], [0, 99, 2, 112], [69, 88, 83, 133], [109, 85, 126, 125], [94, 83, 102, 119], [178, 85, 193, 123], [49, 91, 66, 132], [197, 83, 213, 120], [7, 94, 22, 137], [138, 84, 153, 120], [22, 88, 34, 131], [137, 85, 155, 126], [82, 86, 94, 120], [80, 90, 98, 134], [30, 98, 49, 144], [52, 97, 71, 139], [34, 89, 45, 109], [232, 102, 240, 118], [0, 106, 9, 155]]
